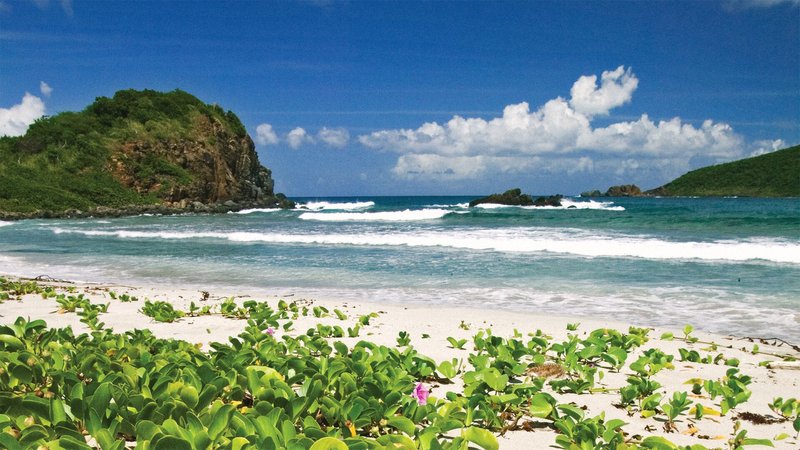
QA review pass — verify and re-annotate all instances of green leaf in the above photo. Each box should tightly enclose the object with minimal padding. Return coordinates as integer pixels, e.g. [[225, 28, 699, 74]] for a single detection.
[[58, 435, 93, 450], [90, 382, 112, 417], [308, 437, 348, 450], [153, 435, 193, 450], [387, 416, 417, 435], [0, 335, 24, 350], [376, 434, 417, 450], [462, 426, 499, 450], [179, 385, 199, 409], [0, 433, 22, 450], [231, 437, 250, 450], [641, 436, 679, 449], [208, 404, 234, 441], [482, 368, 508, 392], [21, 395, 50, 420], [742, 438, 774, 447], [528, 393, 554, 419], [135, 420, 160, 441], [437, 360, 457, 379]]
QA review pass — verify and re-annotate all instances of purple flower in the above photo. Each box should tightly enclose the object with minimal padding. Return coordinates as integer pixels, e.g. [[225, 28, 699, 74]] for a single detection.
[[266, 327, 275, 336], [413, 382, 429, 405]]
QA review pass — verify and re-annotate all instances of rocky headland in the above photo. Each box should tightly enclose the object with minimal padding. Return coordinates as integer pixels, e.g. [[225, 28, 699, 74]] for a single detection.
[[0, 89, 294, 220]]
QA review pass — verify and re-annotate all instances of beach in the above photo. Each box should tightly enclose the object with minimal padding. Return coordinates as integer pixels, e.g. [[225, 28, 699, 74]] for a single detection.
[[1, 275, 798, 449]]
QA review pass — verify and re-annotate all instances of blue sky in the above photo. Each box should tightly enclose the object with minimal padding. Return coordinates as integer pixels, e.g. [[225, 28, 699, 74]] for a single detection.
[[1, 0, 798, 196]]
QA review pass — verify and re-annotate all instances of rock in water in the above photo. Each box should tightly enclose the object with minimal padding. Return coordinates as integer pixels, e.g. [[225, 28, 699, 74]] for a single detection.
[[605, 184, 642, 197], [469, 188, 534, 207], [533, 195, 563, 207]]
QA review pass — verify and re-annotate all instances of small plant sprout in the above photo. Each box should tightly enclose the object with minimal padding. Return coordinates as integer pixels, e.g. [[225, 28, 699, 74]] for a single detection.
[[396, 331, 411, 347], [661, 391, 691, 431], [447, 336, 468, 350], [566, 322, 580, 331], [683, 324, 698, 343]]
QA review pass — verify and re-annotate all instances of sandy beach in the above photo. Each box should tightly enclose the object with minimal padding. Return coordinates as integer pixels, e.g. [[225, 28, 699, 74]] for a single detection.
[[0, 275, 797, 449]]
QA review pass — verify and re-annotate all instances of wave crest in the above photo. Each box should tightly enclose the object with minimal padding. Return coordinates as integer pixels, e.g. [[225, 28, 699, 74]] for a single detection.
[[49, 227, 799, 264], [298, 201, 375, 211], [299, 209, 450, 222]]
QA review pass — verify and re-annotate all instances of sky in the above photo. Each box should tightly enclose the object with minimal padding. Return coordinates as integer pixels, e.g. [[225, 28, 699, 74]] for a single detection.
[[1, 0, 798, 196]]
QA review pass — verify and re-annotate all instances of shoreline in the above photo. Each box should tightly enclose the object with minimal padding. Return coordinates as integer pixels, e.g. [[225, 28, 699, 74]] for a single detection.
[[1, 274, 798, 449]]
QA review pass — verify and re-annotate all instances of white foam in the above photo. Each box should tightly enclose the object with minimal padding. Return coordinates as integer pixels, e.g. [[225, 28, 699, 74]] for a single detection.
[[232, 208, 281, 215], [425, 203, 470, 208], [298, 209, 450, 222], [0, 221, 14, 227], [475, 200, 624, 211], [560, 199, 625, 211], [49, 226, 800, 264], [298, 201, 375, 211]]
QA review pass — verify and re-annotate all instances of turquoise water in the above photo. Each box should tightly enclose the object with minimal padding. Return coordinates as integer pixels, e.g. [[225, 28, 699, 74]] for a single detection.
[[1, 196, 799, 341]]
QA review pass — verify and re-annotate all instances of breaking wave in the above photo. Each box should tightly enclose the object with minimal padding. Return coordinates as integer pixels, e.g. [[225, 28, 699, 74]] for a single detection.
[[298, 209, 450, 222], [298, 201, 375, 211], [49, 227, 799, 264]]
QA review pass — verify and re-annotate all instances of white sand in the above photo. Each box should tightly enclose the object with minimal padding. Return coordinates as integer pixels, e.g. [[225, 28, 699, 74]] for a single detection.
[[1, 277, 798, 449]]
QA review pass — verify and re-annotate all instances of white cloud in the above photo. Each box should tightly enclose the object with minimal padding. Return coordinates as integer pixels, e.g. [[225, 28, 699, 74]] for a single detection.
[[0, 92, 46, 137], [255, 123, 279, 145], [39, 81, 52, 97], [26, 0, 73, 15], [60, 0, 73, 17], [359, 66, 754, 181], [749, 139, 786, 157], [317, 127, 350, 148], [724, 0, 799, 10], [569, 65, 638, 117], [287, 127, 314, 149]]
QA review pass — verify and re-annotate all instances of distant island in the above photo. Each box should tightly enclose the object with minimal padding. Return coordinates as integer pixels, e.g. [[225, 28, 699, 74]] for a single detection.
[[0, 89, 293, 220], [582, 144, 799, 198]]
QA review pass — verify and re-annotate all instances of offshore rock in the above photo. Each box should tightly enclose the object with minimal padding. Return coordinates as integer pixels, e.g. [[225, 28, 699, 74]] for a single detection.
[[469, 188, 534, 207], [533, 195, 563, 207], [605, 184, 642, 197]]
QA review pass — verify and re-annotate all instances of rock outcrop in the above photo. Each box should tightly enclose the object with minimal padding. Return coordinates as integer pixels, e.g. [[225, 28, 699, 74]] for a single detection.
[[581, 185, 643, 197], [110, 113, 279, 207], [469, 188, 534, 207], [469, 189, 563, 207]]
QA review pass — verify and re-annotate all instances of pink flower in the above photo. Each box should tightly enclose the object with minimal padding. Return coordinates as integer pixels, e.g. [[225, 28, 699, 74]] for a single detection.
[[266, 327, 275, 336], [413, 382, 429, 405]]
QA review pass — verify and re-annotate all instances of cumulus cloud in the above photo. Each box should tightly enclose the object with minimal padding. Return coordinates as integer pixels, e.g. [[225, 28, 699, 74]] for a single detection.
[[39, 81, 52, 97], [255, 123, 279, 145], [317, 127, 350, 148], [569, 66, 638, 117], [0, 92, 46, 137], [749, 139, 786, 156], [359, 66, 755, 180], [287, 127, 314, 149]]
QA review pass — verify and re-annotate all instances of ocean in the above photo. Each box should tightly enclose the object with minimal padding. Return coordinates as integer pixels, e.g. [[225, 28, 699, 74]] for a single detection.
[[1, 196, 799, 342]]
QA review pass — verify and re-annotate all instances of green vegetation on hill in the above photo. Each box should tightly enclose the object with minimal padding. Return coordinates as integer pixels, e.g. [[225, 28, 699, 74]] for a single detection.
[[0, 89, 262, 215], [652, 145, 800, 197]]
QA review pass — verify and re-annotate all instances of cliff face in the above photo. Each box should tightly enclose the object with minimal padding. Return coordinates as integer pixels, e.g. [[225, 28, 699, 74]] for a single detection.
[[110, 114, 275, 207], [0, 89, 293, 218]]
